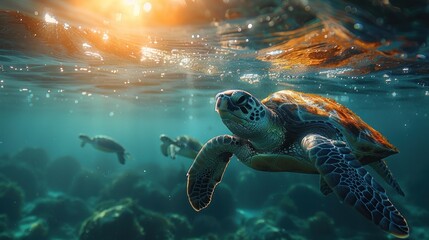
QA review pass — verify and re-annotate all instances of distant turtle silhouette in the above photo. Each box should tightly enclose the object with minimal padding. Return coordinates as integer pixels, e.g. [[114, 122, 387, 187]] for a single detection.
[[79, 134, 130, 164], [187, 89, 408, 238], [160, 134, 202, 160]]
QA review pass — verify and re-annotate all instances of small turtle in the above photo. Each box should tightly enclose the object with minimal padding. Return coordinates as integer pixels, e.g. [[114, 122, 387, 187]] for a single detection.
[[187, 90, 409, 238], [79, 134, 130, 165], [160, 134, 202, 160]]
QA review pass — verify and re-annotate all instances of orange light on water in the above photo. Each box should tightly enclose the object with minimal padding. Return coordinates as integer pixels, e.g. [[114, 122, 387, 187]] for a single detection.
[[48, 0, 229, 27]]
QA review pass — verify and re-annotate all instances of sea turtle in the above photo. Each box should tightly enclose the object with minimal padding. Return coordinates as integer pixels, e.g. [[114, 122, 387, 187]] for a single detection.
[[160, 134, 202, 160], [187, 90, 409, 238], [79, 134, 130, 165]]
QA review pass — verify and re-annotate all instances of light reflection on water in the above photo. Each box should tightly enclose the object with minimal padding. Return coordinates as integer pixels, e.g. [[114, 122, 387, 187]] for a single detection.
[[0, 0, 428, 111]]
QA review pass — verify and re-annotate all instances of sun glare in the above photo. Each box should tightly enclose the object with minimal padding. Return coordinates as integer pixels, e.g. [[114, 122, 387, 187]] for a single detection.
[[121, 0, 152, 16], [44, 13, 58, 24], [143, 2, 152, 12]]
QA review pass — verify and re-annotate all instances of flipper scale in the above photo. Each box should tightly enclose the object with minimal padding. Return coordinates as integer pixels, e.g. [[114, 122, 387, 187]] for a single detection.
[[302, 134, 409, 238]]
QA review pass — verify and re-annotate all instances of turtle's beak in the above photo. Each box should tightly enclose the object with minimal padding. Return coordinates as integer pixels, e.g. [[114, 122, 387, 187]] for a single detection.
[[215, 90, 239, 113], [214, 93, 223, 113]]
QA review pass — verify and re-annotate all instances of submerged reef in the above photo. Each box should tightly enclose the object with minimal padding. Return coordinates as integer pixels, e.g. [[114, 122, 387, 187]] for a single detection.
[[0, 181, 24, 224], [79, 199, 178, 240], [0, 146, 426, 240]]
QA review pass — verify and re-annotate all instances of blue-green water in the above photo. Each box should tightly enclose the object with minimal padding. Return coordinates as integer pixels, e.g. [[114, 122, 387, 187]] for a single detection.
[[1, 0, 429, 239]]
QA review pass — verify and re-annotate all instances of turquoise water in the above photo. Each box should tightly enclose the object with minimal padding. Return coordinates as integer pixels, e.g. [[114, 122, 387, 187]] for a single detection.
[[1, 0, 429, 239]]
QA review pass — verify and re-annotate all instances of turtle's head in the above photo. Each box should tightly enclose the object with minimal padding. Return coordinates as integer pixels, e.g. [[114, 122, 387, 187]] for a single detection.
[[215, 90, 272, 140], [78, 134, 92, 147]]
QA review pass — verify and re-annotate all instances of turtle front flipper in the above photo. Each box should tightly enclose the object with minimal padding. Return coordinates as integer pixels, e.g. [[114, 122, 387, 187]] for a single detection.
[[160, 135, 175, 158], [187, 135, 250, 211], [301, 134, 409, 238]]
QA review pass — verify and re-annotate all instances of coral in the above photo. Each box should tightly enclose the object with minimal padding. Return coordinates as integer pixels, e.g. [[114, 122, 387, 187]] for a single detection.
[[0, 181, 25, 223], [46, 156, 81, 192], [69, 170, 103, 199]]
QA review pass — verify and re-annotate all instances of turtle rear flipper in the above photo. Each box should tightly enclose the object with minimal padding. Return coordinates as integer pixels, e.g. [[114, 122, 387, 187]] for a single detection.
[[302, 134, 409, 238], [369, 160, 405, 196], [117, 152, 131, 165], [187, 135, 248, 211]]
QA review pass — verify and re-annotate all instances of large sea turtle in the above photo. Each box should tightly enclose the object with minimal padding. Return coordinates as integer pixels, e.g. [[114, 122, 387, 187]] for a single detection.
[[79, 134, 130, 165], [187, 90, 409, 238], [160, 134, 202, 160]]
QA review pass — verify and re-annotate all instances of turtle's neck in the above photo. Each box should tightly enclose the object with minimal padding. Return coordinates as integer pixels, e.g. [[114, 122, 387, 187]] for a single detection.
[[249, 110, 285, 152]]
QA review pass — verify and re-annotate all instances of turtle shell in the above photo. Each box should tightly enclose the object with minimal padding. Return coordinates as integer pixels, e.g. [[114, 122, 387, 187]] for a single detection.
[[92, 136, 125, 153], [262, 90, 398, 162]]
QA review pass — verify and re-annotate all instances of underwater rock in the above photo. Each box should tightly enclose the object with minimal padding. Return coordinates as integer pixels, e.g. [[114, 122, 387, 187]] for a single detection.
[[138, 186, 172, 213], [261, 207, 299, 232], [29, 195, 90, 231], [46, 156, 81, 192], [305, 211, 337, 240], [0, 181, 24, 224], [101, 170, 173, 213], [69, 170, 103, 199], [137, 206, 175, 240], [167, 214, 192, 238], [284, 184, 324, 218], [15, 216, 49, 240], [191, 215, 222, 237], [79, 200, 145, 240], [234, 218, 291, 240], [12, 147, 50, 171], [169, 184, 197, 218], [80, 199, 176, 240], [100, 171, 144, 200], [0, 164, 43, 200]]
